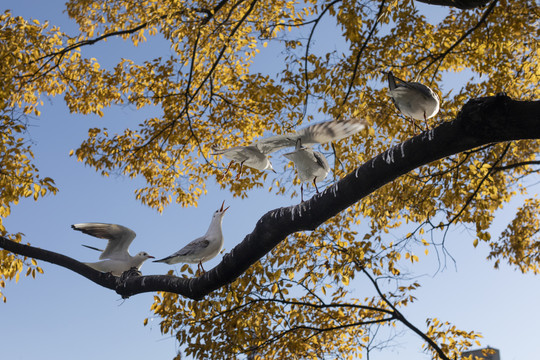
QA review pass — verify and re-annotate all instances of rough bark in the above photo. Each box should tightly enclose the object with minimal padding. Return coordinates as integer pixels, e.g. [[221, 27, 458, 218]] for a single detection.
[[1, 95, 539, 300]]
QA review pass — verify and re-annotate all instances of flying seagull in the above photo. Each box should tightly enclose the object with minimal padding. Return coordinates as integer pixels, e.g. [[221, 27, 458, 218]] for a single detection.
[[154, 201, 229, 273], [283, 139, 330, 202], [211, 144, 276, 179], [71, 223, 154, 276], [387, 71, 440, 131], [212, 117, 367, 178]]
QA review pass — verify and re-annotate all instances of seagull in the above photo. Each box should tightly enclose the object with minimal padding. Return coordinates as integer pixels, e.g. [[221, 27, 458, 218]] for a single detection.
[[71, 223, 154, 276], [211, 144, 276, 179], [387, 71, 440, 131], [212, 117, 367, 178], [153, 201, 229, 273], [283, 139, 330, 202]]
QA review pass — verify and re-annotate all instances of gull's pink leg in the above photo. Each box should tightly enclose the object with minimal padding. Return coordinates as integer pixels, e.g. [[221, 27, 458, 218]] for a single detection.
[[236, 161, 245, 180], [218, 161, 234, 181]]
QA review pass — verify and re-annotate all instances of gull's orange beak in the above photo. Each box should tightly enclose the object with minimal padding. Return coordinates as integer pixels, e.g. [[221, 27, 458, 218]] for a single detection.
[[220, 200, 230, 213]]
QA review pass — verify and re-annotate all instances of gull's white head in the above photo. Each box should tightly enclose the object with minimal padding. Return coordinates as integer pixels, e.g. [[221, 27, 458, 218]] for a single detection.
[[130, 251, 155, 270], [134, 251, 155, 261]]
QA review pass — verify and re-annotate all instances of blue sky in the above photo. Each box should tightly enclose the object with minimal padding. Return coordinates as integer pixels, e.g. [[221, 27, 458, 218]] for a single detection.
[[1, 2, 538, 360]]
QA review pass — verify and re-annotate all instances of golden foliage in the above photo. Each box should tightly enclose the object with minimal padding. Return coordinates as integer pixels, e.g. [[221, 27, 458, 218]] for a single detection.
[[0, 0, 539, 358]]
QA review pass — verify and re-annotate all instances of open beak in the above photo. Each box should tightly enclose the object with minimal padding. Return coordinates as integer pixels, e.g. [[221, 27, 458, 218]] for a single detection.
[[220, 200, 230, 213]]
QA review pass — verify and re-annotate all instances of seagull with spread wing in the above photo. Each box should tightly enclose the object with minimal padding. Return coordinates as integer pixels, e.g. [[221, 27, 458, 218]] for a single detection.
[[212, 117, 367, 178], [211, 144, 276, 179], [154, 201, 229, 273], [387, 71, 440, 131], [71, 223, 154, 276]]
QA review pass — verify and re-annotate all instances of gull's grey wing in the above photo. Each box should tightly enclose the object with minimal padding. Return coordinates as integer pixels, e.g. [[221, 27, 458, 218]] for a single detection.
[[175, 237, 210, 257], [211, 145, 263, 162], [296, 118, 367, 145], [256, 118, 367, 154], [388, 71, 435, 99], [313, 150, 330, 172], [254, 135, 296, 154], [71, 223, 136, 260]]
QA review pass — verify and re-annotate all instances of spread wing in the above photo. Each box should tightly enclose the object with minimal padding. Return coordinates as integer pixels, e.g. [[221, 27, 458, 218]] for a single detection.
[[211, 145, 265, 162], [253, 135, 294, 154], [255, 118, 367, 154], [296, 118, 367, 145], [71, 223, 136, 260]]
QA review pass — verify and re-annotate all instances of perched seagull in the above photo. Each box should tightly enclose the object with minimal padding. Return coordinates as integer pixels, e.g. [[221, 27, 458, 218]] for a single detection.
[[387, 71, 440, 130], [71, 223, 154, 276], [212, 117, 367, 178], [154, 201, 229, 273], [284, 139, 330, 202]]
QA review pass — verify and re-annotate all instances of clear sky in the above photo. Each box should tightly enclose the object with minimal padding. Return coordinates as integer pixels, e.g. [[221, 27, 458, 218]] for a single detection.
[[1, 2, 538, 360]]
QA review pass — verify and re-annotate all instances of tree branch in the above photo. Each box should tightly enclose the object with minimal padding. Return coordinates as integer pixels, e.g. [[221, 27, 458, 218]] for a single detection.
[[362, 268, 451, 360], [418, 0, 498, 77], [415, 0, 492, 9], [1, 95, 539, 300], [339, 0, 387, 116], [493, 160, 540, 172]]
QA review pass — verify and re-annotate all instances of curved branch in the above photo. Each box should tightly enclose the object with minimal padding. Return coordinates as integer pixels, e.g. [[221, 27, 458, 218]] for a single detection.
[[418, 0, 498, 77], [339, 0, 387, 116], [493, 160, 540, 172], [416, 0, 492, 9], [131, 0, 259, 154], [302, 0, 342, 117], [1, 95, 539, 301], [362, 268, 451, 360]]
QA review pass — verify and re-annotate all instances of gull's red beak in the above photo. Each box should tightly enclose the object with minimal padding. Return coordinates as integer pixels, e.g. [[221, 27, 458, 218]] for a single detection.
[[220, 200, 230, 213]]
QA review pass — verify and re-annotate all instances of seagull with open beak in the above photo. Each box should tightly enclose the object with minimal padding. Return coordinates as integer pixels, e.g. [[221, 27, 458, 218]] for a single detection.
[[154, 201, 229, 273]]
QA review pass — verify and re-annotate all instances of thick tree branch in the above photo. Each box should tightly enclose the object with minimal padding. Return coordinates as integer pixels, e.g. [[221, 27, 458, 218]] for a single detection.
[[415, 0, 492, 9], [1, 95, 539, 300]]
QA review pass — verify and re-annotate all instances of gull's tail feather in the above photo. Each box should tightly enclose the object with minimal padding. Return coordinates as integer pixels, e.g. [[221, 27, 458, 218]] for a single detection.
[[387, 71, 398, 91], [82, 244, 104, 252], [153, 255, 177, 264]]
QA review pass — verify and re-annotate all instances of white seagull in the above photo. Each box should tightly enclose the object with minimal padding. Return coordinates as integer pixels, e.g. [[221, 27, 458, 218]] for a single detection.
[[154, 201, 229, 273], [211, 144, 276, 179], [71, 223, 154, 276], [212, 117, 367, 178], [387, 71, 440, 130], [284, 139, 330, 202]]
